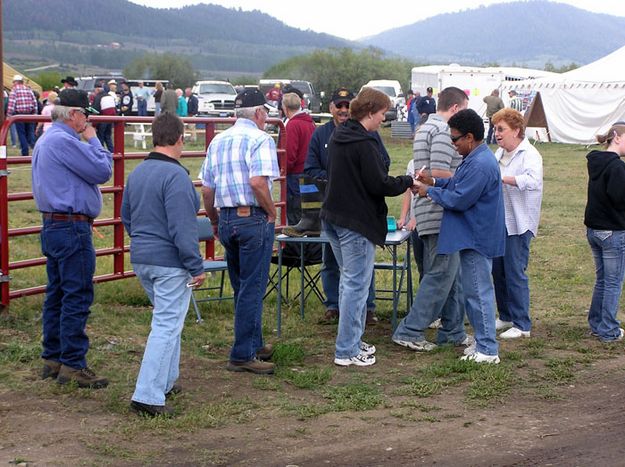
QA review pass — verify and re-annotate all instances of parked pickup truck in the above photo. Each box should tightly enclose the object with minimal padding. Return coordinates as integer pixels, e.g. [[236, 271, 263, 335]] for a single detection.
[[192, 80, 237, 117]]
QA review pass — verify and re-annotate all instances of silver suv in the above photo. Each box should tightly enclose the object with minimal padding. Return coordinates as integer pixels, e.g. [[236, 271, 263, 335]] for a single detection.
[[192, 80, 237, 117]]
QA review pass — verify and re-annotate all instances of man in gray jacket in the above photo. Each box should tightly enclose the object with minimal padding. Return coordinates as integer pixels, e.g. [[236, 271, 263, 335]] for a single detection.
[[122, 113, 205, 417]]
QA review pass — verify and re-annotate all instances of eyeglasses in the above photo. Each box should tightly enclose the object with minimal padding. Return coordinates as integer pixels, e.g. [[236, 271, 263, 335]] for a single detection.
[[450, 133, 467, 143], [335, 103, 349, 109], [494, 126, 509, 133]]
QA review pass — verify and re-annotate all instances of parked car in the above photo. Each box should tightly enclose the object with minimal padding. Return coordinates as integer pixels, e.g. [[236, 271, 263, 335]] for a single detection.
[[192, 80, 237, 117], [361, 79, 405, 121]]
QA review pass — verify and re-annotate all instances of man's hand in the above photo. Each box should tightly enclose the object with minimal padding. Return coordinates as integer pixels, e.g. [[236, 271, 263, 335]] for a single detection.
[[416, 170, 434, 186], [187, 272, 206, 288], [81, 123, 97, 140]]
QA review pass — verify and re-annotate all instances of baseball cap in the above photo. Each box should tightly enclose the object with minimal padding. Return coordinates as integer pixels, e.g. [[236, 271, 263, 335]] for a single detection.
[[426, 87, 433, 93], [331, 88, 354, 105], [59, 89, 99, 114], [234, 88, 273, 110]]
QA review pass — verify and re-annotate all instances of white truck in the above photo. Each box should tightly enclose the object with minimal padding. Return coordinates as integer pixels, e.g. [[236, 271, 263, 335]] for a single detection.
[[361, 79, 405, 121], [192, 80, 237, 117]]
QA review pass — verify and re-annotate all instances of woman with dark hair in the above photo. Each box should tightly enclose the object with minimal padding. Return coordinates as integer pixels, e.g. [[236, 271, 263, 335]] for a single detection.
[[584, 121, 625, 342], [416, 108, 505, 363], [490, 108, 543, 339], [322, 87, 415, 367]]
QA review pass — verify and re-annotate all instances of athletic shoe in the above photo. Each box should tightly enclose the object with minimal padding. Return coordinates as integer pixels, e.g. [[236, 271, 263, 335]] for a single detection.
[[428, 318, 442, 329], [360, 341, 376, 356], [334, 352, 376, 367], [495, 318, 513, 331], [500, 327, 531, 339], [456, 335, 475, 347], [463, 341, 476, 356], [460, 351, 500, 364], [392, 338, 437, 352]]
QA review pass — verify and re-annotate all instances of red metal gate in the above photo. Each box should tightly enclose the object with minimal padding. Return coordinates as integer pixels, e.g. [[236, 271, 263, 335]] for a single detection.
[[0, 114, 287, 309]]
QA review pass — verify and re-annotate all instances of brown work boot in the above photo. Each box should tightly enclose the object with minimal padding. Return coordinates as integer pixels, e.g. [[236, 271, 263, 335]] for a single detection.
[[130, 400, 174, 418], [226, 358, 274, 375], [318, 308, 339, 325], [165, 383, 182, 398], [57, 365, 109, 389], [256, 344, 274, 361], [366, 309, 379, 326], [41, 359, 61, 380]]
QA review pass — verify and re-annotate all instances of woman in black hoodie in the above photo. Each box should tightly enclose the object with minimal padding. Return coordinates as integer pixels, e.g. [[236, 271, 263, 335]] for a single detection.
[[321, 87, 415, 367], [584, 121, 625, 342]]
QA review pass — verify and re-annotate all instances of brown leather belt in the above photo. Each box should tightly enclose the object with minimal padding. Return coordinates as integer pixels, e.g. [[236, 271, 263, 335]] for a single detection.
[[42, 213, 94, 224]]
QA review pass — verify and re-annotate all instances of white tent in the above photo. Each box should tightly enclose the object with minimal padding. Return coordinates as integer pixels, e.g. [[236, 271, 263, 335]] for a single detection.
[[503, 45, 625, 144]]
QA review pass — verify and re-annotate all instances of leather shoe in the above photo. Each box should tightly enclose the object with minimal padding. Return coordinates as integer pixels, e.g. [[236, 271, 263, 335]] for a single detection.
[[256, 344, 274, 361], [165, 383, 182, 398], [226, 358, 274, 375], [130, 400, 174, 417], [41, 359, 61, 380], [318, 308, 339, 324]]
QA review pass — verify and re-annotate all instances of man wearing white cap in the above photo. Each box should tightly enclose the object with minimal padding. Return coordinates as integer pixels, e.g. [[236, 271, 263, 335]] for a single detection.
[[7, 74, 38, 156]]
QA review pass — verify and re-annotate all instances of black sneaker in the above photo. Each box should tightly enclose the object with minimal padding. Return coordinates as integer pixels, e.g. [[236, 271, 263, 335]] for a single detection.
[[130, 400, 174, 417], [57, 365, 109, 389]]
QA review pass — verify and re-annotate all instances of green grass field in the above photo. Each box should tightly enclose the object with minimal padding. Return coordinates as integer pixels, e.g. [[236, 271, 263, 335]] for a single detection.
[[1, 129, 620, 464]]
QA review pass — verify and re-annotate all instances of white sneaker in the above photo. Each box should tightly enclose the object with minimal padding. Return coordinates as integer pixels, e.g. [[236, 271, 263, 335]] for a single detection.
[[429, 318, 442, 329], [334, 352, 376, 367], [460, 351, 500, 364], [392, 338, 437, 352], [463, 341, 476, 356], [495, 319, 513, 331], [457, 335, 475, 347], [500, 327, 530, 339], [360, 341, 376, 356]]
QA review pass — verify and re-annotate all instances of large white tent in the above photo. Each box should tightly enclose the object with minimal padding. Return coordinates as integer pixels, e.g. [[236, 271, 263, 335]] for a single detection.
[[503, 45, 625, 144]]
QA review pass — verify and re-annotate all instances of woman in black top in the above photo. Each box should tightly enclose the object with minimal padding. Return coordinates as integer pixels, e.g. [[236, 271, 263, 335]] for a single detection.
[[321, 87, 414, 367], [584, 121, 625, 342]]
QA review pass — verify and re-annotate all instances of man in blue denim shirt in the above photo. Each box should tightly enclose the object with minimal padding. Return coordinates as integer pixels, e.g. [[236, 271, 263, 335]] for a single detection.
[[32, 89, 112, 388], [200, 88, 279, 375]]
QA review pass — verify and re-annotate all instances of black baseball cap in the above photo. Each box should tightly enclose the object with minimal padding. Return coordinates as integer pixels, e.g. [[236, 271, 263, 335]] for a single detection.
[[331, 88, 354, 105], [234, 88, 273, 110], [426, 87, 433, 93], [59, 89, 99, 114]]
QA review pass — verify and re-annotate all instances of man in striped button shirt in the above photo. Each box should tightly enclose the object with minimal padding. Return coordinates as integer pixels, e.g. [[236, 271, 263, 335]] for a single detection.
[[200, 88, 279, 375]]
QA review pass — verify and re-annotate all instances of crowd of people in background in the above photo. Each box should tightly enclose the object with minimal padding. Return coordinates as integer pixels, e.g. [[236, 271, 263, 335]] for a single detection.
[[10, 66, 625, 417]]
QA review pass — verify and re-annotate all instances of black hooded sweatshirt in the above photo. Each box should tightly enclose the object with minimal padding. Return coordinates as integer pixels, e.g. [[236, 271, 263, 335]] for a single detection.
[[321, 119, 413, 246], [584, 150, 625, 230]]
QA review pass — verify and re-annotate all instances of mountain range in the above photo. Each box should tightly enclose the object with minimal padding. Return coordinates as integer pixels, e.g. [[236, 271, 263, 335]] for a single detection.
[[4, 0, 625, 76]]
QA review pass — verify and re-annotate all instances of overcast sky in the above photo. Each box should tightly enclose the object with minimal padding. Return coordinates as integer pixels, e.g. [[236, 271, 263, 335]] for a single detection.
[[129, 0, 624, 40]]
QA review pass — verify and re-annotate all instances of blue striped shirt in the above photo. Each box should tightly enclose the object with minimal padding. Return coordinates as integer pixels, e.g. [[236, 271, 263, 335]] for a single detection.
[[200, 118, 279, 207]]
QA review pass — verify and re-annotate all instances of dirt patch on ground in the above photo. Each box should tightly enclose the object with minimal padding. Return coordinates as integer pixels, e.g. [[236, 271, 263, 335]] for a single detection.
[[2, 346, 625, 466]]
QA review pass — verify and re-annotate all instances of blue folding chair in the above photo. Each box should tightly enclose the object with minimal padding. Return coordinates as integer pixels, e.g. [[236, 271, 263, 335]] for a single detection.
[[189, 217, 231, 323]]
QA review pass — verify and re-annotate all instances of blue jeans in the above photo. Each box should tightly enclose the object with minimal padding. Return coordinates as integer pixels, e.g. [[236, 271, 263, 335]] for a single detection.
[[393, 234, 466, 345], [321, 233, 376, 312], [40, 218, 95, 369], [96, 123, 114, 152], [323, 221, 376, 359], [286, 174, 302, 225], [15, 121, 32, 156], [219, 207, 274, 362], [10, 123, 18, 146], [587, 228, 625, 341], [137, 99, 148, 116], [461, 249, 498, 356], [131, 264, 191, 406], [155, 103, 161, 116], [493, 230, 533, 331]]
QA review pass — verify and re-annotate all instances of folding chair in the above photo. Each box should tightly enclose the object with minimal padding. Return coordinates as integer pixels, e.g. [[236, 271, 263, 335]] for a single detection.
[[189, 217, 231, 323]]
